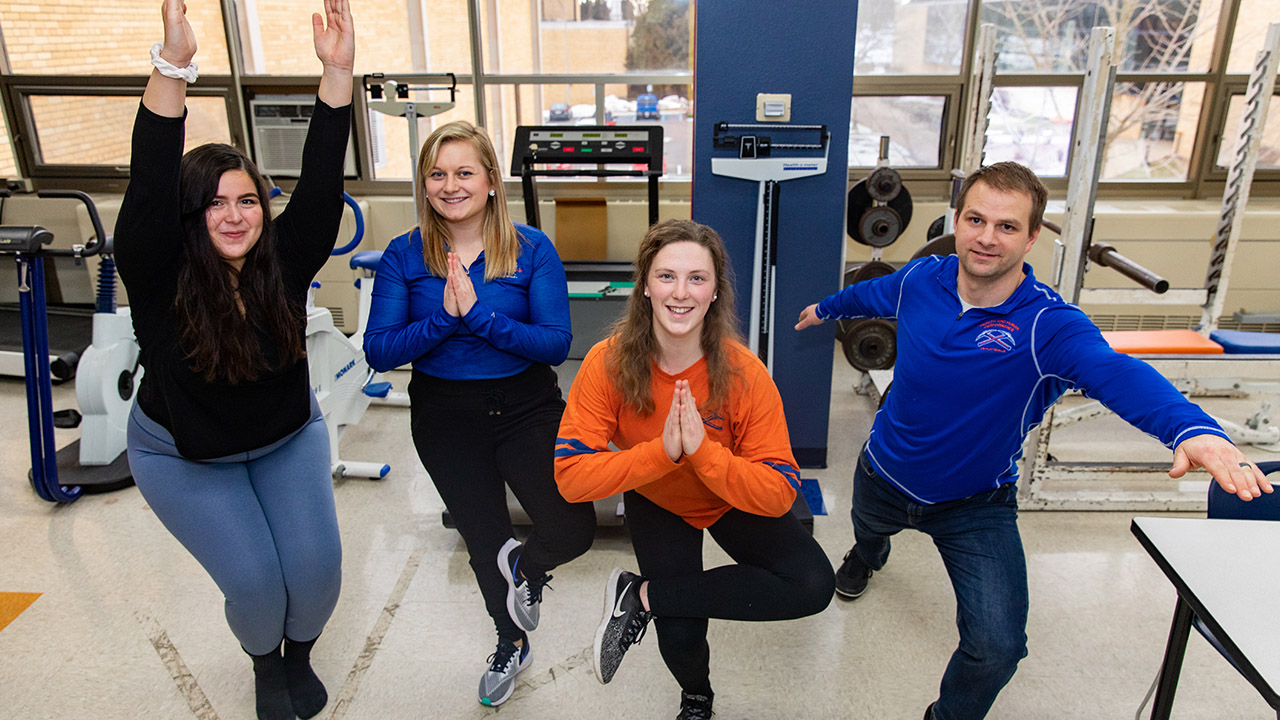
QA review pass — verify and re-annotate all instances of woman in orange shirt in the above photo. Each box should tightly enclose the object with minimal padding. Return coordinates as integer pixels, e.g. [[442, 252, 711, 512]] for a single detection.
[[555, 219, 834, 719]]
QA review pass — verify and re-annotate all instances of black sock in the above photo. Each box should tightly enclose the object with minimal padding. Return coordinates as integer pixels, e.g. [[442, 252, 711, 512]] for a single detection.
[[283, 636, 328, 719], [248, 645, 293, 720]]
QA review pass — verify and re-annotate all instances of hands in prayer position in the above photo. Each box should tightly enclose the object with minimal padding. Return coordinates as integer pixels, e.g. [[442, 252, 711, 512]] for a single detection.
[[663, 380, 705, 463], [444, 252, 477, 317]]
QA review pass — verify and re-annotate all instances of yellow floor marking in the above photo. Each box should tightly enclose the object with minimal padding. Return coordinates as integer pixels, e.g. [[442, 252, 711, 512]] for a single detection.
[[0, 592, 41, 632]]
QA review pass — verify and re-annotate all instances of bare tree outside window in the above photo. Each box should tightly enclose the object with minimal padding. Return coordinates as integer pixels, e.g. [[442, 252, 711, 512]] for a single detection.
[[854, 0, 967, 75], [980, 0, 1217, 179]]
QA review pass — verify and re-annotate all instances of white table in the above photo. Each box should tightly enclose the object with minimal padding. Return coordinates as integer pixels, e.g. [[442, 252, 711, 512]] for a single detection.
[[1130, 516, 1280, 719]]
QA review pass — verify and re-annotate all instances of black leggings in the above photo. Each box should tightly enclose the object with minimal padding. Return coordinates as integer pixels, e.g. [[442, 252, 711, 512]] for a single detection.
[[625, 489, 834, 694], [410, 364, 596, 640]]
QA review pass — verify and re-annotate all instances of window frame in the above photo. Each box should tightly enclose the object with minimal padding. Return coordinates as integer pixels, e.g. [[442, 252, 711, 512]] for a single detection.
[[0, 0, 1273, 200]]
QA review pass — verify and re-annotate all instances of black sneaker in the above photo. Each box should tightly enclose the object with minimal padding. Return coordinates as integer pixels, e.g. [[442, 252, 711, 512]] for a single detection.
[[593, 568, 652, 684], [677, 690, 714, 719], [834, 545, 872, 599]]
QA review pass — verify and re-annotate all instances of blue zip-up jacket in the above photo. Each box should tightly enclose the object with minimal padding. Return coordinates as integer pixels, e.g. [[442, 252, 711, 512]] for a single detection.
[[817, 254, 1228, 504], [363, 224, 572, 380]]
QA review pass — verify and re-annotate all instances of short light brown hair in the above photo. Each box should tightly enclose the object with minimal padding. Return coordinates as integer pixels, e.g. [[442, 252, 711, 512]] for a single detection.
[[954, 161, 1048, 231]]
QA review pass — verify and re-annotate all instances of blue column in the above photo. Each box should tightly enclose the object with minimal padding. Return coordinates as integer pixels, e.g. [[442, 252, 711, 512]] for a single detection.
[[691, 1, 859, 467]]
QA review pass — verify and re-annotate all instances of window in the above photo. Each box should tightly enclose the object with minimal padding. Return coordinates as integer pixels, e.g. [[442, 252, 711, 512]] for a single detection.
[[854, 0, 966, 75], [1102, 82, 1205, 180], [1215, 93, 1280, 169], [981, 0, 1217, 73], [849, 95, 946, 167], [28, 95, 231, 166], [984, 87, 1076, 176], [1226, 0, 1279, 74], [0, 109, 16, 178], [238, 0, 471, 76], [0, 1, 230, 75]]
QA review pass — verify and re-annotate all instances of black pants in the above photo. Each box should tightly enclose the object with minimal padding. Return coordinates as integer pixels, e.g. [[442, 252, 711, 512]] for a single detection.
[[410, 364, 596, 641], [625, 489, 835, 695]]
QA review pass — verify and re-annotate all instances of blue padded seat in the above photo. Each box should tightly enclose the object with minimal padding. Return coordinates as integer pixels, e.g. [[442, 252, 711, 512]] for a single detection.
[[1209, 329, 1280, 354], [350, 250, 383, 271]]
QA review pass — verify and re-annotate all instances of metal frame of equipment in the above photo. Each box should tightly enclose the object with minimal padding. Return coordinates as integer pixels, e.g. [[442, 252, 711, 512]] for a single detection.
[[710, 121, 828, 372], [1019, 25, 1280, 511]]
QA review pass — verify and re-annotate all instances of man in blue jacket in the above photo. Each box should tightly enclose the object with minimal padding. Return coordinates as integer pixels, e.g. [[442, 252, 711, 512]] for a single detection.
[[795, 161, 1272, 720]]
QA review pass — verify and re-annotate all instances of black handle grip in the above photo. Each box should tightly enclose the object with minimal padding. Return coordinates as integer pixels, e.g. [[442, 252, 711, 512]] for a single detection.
[[36, 189, 107, 257]]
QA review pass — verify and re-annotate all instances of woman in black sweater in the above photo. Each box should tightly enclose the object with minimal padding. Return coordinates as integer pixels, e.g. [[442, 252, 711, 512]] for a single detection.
[[114, 2, 353, 719]]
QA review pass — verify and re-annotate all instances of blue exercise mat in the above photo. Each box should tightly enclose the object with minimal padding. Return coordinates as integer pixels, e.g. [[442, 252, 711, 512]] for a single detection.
[[799, 477, 827, 515], [1209, 329, 1280, 354]]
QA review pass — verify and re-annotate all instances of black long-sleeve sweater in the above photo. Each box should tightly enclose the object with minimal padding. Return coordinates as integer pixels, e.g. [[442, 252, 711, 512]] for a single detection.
[[114, 100, 351, 460]]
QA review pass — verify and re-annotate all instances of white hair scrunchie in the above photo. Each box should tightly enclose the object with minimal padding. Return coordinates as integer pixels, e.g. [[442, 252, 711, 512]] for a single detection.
[[150, 42, 199, 83]]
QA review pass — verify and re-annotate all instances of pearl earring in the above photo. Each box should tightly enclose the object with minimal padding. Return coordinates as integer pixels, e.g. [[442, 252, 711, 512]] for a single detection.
[[713, 294, 718, 301], [643, 289, 650, 297], [488, 189, 496, 197]]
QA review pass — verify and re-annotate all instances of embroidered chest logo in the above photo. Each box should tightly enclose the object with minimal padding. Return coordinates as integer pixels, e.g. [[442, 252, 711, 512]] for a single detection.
[[975, 319, 1020, 353], [701, 410, 726, 431]]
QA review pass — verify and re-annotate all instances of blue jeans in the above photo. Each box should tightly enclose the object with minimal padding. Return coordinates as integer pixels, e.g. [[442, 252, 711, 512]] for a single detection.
[[852, 451, 1027, 720]]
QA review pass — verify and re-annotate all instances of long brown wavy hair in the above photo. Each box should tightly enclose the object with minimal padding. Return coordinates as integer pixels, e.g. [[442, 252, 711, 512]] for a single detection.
[[606, 219, 743, 415], [175, 143, 305, 384], [414, 121, 520, 280]]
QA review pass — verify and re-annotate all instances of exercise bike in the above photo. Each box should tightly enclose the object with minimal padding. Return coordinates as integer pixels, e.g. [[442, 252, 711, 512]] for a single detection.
[[269, 187, 394, 479]]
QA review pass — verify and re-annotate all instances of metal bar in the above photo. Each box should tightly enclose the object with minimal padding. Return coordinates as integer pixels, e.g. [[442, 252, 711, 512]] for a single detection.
[[466, 0, 487, 128], [959, 24, 996, 174], [1200, 24, 1280, 332], [1057, 27, 1116, 305], [1150, 598, 1195, 719]]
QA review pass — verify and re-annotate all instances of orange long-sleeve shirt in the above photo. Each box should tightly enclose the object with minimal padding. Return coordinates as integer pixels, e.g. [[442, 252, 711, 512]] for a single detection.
[[555, 338, 801, 529]]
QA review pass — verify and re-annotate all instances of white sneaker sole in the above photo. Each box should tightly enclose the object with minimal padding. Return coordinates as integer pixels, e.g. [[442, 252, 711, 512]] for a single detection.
[[592, 567, 625, 684]]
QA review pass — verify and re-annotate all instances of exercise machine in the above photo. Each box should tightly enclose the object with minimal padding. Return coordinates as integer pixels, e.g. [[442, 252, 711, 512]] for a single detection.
[[510, 123, 665, 359], [1018, 25, 1280, 510], [3, 190, 132, 503], [269, 186, 393, 480]]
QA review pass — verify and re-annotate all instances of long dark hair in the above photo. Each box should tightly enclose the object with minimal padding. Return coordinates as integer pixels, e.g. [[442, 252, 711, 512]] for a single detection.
[[606, 219, 743, 414], [176, 143, 304, 384]]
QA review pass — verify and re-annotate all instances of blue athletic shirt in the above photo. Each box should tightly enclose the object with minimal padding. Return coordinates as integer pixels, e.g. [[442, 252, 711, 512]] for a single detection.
[[363, 224, 572, 380], [816, 254, 1228, 504]]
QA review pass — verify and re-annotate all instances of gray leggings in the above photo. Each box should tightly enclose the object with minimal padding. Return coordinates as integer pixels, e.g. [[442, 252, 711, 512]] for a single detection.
[[127, 400, 342, 655]]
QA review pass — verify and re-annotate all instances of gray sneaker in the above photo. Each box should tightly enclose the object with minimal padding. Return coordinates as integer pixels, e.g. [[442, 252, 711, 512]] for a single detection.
[[593, 568, 652, 684], [498, 538, 551, 632], [477, 637, 531, 707]]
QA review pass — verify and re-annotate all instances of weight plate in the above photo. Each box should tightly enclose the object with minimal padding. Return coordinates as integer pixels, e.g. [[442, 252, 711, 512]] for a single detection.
[[866, 167, 903, 202], [926, 214, 946, 241], [835, 261, 897, 341], [859, 206, 903, 248], [841, 318, 897, 371], [910, 233, 956, 261], [849, 180, 913, 247], [846, 180, 873, 242]]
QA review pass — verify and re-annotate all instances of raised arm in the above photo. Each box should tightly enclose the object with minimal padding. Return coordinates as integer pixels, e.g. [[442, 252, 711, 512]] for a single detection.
[[313, 0, 354, 108], [142, 0, 196, 118]]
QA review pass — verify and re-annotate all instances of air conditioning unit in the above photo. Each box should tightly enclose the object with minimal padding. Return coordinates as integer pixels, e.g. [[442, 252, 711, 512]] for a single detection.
[[249, 95, 357, 177]]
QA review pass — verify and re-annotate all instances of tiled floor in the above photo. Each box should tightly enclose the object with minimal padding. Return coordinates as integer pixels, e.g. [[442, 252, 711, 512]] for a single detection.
[[1, 353, 1277, 719]]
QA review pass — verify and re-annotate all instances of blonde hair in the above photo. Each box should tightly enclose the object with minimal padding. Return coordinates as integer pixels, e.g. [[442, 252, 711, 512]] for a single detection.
[[414, 121, 520, 280]]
